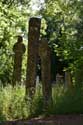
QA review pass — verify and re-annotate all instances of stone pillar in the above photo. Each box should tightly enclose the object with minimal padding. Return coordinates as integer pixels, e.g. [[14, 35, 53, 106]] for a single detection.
[[26, 17, 41, 98], [12, 36, 26, 85], [39, 38, 52, 111], [65, 71, 72, 88]]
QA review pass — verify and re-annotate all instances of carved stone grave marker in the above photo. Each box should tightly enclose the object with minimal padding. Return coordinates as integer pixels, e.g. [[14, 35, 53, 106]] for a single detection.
[[12, 36, 25, 85], [39, 38, 52, 110], [56, 73, 63, 84], [26, 17, 41, 98], [65, 71, 72, 88]]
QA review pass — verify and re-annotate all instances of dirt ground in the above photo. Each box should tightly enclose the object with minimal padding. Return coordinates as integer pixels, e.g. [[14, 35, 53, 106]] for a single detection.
[[0, 115, 83, 125]]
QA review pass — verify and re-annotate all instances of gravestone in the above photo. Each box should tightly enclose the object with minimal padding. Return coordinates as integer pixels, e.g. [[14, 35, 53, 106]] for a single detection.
[[65, 71, 72, 88], [39, 38, 52, 110], [12, 36, 25, 85], [56, 73, 63, 84], [26, 17, 41, 98]]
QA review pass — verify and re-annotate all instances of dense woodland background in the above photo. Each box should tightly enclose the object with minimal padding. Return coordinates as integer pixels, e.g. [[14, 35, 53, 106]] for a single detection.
[[0, 0, 83, 85]]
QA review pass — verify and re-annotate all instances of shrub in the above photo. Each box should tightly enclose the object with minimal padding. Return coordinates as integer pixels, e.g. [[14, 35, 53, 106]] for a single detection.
[[0, 84, 83, 121], [0, 84, 29, 121], [49, 84, 83, 114]]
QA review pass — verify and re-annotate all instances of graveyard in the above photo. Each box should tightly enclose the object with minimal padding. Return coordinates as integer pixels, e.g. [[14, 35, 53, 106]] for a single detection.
[[0, 0, 83, 125]]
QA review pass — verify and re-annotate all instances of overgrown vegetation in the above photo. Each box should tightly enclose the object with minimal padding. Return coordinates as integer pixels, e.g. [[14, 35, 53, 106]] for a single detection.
[[0, 0, 83, 121], [41, 0, 83, 84], [0, 84, 83, 121], [0, 0, 83, 85]]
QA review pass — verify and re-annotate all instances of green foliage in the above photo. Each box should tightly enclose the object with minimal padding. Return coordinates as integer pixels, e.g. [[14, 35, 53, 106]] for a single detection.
[[74, 58, 83, 86], [0, 84, 83, 121], [29, 85, 44, 117], [40, 0, 83, 84], [51, 84, 83, 114], [0, 1, 28, 83], [0, 84, 29, 121], [0, 0, 82, 85], [1, 0, 30, 7], [30, 84, 83, 116]]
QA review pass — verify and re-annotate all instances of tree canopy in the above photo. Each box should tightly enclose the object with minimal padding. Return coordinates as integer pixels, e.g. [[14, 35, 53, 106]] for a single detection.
[[0, 0, 83, 84], [40, 0, 83, 84]]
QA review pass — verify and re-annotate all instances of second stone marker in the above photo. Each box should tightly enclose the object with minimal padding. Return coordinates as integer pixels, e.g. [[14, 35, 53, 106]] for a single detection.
[[26, 17, 41, 98]]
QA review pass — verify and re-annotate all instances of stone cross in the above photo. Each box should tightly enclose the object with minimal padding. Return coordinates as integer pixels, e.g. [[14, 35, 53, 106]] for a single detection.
[[26, 17, 41, 98], [12, 36, 25, 85], [39, 38, 52, 110]]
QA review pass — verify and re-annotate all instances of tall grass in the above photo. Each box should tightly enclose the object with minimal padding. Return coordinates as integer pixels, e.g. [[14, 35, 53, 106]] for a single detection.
[[0, 84, 83, 121], [0, 84, 29, 121], [31, 84, 83, 116], [51, 84, 83, 114]]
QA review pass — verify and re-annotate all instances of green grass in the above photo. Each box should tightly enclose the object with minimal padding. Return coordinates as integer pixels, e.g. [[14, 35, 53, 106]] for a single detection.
[[51, 84, 83, 114], [0, 84, 29, 121], [0, 84, 83, 121]]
